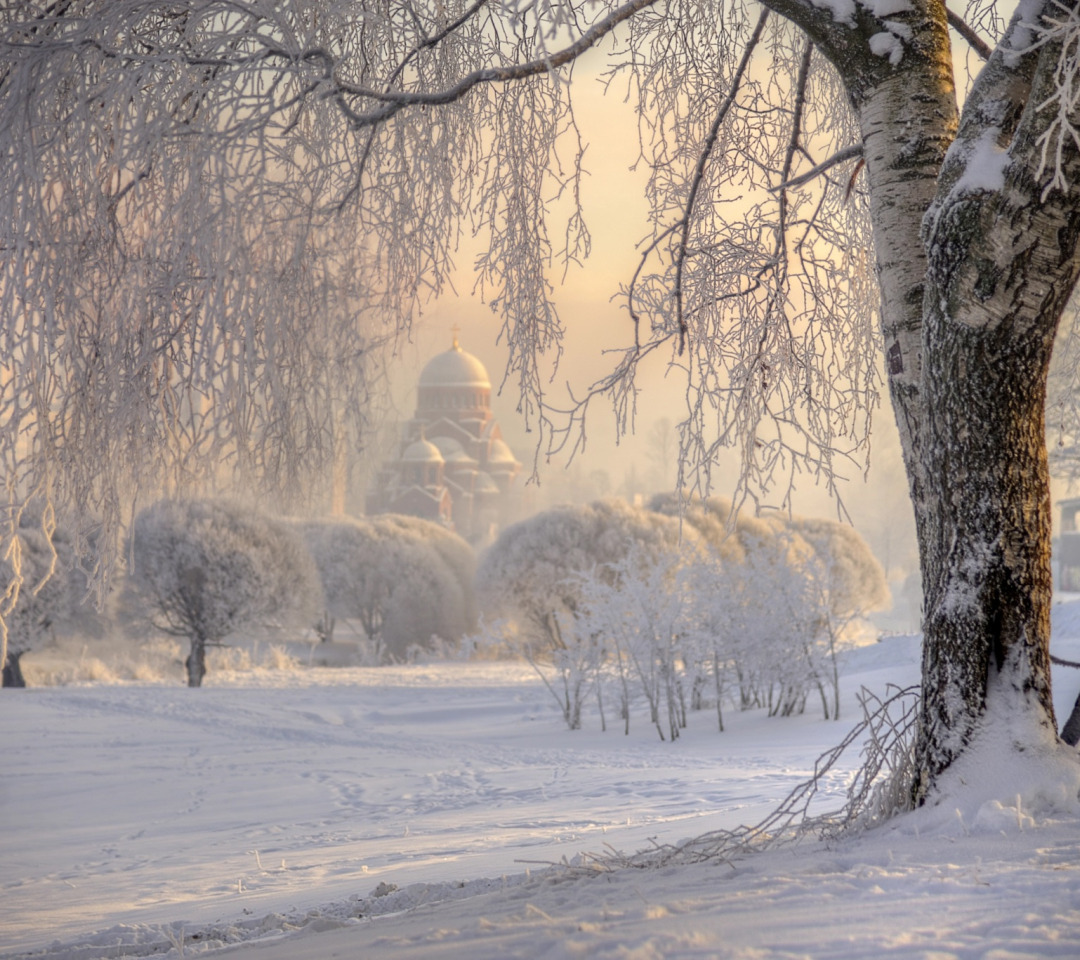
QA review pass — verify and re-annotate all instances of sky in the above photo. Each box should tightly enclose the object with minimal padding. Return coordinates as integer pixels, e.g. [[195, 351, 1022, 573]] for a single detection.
[[369, 48, 923, 588]]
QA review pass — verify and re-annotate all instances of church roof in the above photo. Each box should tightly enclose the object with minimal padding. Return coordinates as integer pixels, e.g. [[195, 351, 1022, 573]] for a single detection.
[[401, 436, 444, 463], [431, 435, 478, 465], [419, 333, 491, 389], [487, 437, 519, 466]]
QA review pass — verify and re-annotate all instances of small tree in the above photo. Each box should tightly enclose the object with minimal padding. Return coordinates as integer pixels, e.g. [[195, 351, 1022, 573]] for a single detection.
[[129, 499, 320, 687], [785, 515, 890, 719], [301, 516, 471, 662], [573, 545, 697, 739], [476, 499, 695, 727]]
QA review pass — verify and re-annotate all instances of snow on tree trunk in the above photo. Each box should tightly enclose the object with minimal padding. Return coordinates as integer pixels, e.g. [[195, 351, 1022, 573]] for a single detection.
[[915, 310, 1058, 793], [766, 0, 1080, 798], [909, 21, 1080, 790]]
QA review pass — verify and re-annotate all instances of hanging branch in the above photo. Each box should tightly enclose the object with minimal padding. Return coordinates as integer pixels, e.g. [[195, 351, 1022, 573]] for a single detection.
[[672, 7, 770, 353]]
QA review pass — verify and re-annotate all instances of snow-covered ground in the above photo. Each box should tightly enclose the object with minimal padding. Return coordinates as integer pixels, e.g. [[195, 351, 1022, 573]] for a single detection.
[[4, 614, 1080, 960]]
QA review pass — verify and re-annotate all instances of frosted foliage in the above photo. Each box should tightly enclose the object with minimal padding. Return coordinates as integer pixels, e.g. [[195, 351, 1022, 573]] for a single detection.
[[0, 0, 885, 655], [649, 491, 789, 564], [301, 515, 470, 661], [129, 499, 320, 647], [1030, 2, 1080, 198], [0, 525, 71, 661], [786, 514, 890, 617], [476, 498, 694, 651], [578, 7, 879, 507], [554, 508, 881, 732], [375, 515, 478, 628], [569, 545, 697, 738]]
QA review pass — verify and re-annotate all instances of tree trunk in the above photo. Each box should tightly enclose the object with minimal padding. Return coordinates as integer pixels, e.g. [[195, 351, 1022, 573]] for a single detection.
[[186, 637, 207, 688], [912, 313, 1058, 798], [1060, 689, 1080, 747], [906, 15, 1080, 793], [795, 1, 1080, 798], [2, 651, 26, 688]]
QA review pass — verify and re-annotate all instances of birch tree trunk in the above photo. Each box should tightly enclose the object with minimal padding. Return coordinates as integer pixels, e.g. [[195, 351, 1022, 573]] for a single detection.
[[762, 0, 1080, 797]]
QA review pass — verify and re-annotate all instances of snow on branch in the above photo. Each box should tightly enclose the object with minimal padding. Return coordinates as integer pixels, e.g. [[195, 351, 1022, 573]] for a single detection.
[[1029, 1, 1080, 198]]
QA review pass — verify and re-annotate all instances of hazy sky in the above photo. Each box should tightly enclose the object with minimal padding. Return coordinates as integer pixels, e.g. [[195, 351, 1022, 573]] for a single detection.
[[377, 50, 924, 582]]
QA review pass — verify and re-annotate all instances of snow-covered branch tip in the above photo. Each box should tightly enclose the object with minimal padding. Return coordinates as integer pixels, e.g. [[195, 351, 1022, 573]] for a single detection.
[[1031, 0, 1080, 198]]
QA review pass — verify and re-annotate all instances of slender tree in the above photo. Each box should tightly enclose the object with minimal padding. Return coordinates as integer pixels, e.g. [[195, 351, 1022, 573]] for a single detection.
[[3, 1, 1080, 798]]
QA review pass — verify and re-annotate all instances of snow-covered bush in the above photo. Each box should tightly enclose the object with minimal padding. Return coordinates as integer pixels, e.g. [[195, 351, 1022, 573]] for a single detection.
[[785, 515, 889, 621], [301, 515, 472, 662], [477, 499, 695, 654], [571, 545, 700, 739], [128, 499, 321, 686], [375, 515, 478, 630], [649, 496, 888, 720], [476, 499, 699, 729]]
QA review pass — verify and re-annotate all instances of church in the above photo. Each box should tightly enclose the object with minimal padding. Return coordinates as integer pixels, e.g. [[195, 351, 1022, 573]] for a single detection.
[[366, 332, 524, 544]]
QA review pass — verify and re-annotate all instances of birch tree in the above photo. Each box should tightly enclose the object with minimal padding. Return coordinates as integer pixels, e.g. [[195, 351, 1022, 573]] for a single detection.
[[4, 1, 1080, 799]]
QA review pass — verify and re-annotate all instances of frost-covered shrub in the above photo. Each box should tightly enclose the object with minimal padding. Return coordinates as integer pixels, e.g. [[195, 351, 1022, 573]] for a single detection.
[[373, 515, 478, 630], [477, 498, 695, 657], [475, 499, 700, 729], [785, 515, 889, 620], [571, 545, 699, 739], [650, 497, 888, 720], [301, 515, 472, 662], [129, 499, 321, 687]]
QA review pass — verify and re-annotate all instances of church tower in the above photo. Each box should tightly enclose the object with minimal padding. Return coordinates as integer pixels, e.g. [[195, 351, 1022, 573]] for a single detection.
[[367, 332, 523, 543]]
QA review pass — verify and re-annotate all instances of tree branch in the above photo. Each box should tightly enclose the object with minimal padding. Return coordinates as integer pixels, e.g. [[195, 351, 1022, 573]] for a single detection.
[[673, 8, 770, 352], [330, 0, 664, 127], [947, 7, 993, 61], [773, 143, 864, 192]]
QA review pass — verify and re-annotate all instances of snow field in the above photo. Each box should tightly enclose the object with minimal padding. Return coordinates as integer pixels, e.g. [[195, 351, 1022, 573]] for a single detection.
[[2, 619, 1080, 959]]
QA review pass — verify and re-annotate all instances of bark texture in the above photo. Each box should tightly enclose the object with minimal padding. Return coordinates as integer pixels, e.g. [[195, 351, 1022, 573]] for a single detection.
[[910, 9, 1080, 792], [764, 0, 1080, 796]]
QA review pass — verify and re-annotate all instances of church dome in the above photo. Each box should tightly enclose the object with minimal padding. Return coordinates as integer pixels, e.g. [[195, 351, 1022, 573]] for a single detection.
[[474, 471, 500, 495], [487, 437, 518, 466], [419, 336, 491, 389], [401, 436, 444, 463], [431, 435, 477, 465]]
